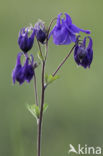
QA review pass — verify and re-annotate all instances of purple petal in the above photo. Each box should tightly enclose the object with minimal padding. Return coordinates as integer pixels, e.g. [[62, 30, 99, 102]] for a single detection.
[[52, 26, 69, 45], [12, 52, 24, 84], [87, 36, 93, 49], [56, 13, 62, 28], [79, 28, 91, 34], [23, 57, 34, 83], [65, 13, 72, 25], [16, 52, 23, 65], [30, 28, 35, 39], [69, 24, 80, 33]]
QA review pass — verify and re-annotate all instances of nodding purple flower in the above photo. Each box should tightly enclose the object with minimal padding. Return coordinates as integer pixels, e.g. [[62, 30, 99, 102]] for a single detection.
[[18, 26, 35, 53], [34, 20, 47, 44], [50, 13, 91, 45], [12, 52, 25, 84], [23, 55, 34, 83], [74, 36, 93, 68], [12, 52, 34, 85]]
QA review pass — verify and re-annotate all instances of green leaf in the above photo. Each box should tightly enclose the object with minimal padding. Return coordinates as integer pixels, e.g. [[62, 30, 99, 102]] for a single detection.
[[48, 74, 59, 84], [27, 104, 40, 119], [45, 74, 59, 86], [43, 103, 48, 113], [38, 51, 44, 61]]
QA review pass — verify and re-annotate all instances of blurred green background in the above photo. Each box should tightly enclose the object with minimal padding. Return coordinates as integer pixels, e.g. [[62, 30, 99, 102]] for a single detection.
[[0, 0, 103, 156]]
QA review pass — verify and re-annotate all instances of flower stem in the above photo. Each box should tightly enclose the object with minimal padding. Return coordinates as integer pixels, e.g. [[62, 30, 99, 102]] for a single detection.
[[37, 61, 45, 156], [36, 39, 48, 156], [52, 44, 76, 77], [47, 17, 57, 37], [33, 73, 38, 106], [36, 37, 44, 59]]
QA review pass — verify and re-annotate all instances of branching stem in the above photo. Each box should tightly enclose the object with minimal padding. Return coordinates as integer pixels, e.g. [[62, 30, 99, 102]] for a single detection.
[[52, 44, 76, 77], [36, 17, 75, 156], [37, 39, 48, 156]]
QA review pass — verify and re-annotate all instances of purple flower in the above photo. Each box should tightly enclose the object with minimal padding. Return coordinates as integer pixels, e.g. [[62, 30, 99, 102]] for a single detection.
[[50, 13, 90, 45], [12, 52, 25, 84], [12, 52, 34, 85], [23, 55, 34, 83], [74, 36, 93, 68], [18, 26, 35, 53], [34, 20, 47, 44]]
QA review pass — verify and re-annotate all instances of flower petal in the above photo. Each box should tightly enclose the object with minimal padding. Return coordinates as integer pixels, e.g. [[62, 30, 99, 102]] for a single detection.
[[87, 36, 93, 50], [12, 52, 24, 84], [56, 13, 62, 28], [23, 57, 34, 83], [65, 13, 72, 25]]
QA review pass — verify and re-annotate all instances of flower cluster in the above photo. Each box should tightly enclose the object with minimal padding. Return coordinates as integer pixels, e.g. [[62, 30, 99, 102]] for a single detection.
[[12, 13, 93, 84]]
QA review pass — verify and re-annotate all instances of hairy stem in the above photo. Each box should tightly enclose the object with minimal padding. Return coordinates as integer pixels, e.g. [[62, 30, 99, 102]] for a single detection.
[[52, 44, 76, 77]]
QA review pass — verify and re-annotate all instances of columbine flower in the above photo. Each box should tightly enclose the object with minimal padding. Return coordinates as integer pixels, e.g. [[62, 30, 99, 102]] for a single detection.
[[18, 26, 35, 53], [12, 52, 25, 84], [12, 52, 34, 84], [74, 36, 93, 68], [34, 20, 47, 44], [50, 13, 90, 45], [23, 55, 34, 83]]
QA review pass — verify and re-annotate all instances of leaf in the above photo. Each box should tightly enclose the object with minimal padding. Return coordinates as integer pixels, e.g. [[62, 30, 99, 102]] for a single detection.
[[48, 74, 59, 84], [45, 74, 59, 86], [43, 103, 48, 113], [27, 104, 40, 119], [38, 51, 44, 61]]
